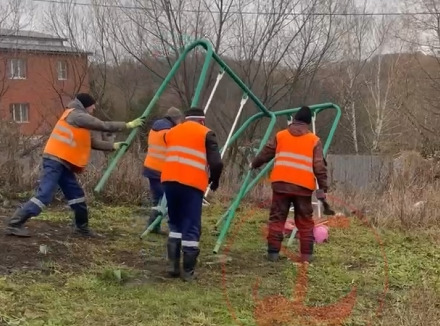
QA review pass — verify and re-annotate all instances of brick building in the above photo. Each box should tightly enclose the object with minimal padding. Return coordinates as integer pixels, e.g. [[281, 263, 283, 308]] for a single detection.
[[0, 29, 91, 136]]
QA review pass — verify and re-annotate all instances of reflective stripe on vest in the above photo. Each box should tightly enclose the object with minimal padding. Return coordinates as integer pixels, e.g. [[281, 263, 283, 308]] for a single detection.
[[165, 145, 207, 171], [43, 109, 91, 168], [270, 130, 319, 190], [273, 152, 314, 173], [144, 129, 168, 171], [50, 125, 77, 147], [160, 121, 210, 192]]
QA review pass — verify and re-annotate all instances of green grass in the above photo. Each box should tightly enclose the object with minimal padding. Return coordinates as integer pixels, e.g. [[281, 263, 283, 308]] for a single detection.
[[0, 204, 439, 326]]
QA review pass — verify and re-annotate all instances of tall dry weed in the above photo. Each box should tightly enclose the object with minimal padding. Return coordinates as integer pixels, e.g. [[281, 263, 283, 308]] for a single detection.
[[1, 134, 440, 230]]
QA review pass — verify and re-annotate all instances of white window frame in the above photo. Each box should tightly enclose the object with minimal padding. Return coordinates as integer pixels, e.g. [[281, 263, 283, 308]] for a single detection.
[[8, 58, 26, 79], [11, 103, 30, 123], [57, 60, 68, 80]]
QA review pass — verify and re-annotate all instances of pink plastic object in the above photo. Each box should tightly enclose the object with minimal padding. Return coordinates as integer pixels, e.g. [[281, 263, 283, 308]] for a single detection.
[[284, 218, 295, 231], [313, 225, 329, 243]]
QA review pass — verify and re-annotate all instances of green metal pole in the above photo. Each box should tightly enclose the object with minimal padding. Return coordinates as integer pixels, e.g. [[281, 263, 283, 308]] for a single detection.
[[217, 111, 265, 156], [136, 38, 276, 241], [213, 103, 341, 253], [140, 195, 168, 238], [213, 113, 277, 253], [321, 105, 341, 155], [94, 39, 214, 193], [191, 44, 213, 108], [211, 52, 272, 117], [215, 159, 273, 228], [267, 103, 342, 155]]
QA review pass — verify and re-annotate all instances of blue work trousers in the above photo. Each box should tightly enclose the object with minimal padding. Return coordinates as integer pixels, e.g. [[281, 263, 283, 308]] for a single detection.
[[163, 182, 203, 254], [20, 158, 88, 227], [148, 176, 164, 206]]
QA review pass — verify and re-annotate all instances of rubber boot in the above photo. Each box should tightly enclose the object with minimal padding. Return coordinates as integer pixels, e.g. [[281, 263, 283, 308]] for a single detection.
[[73, 209, 102, 238], [267, 240, 281, 262], [267, 252, 279, 262], [73, 223, 103, 238], [181, 250, 199, 282], [5, 209, 31, 237], [166, 238, 181, 277], [321, 200, 336, 215], [300, 254, 314, 264]]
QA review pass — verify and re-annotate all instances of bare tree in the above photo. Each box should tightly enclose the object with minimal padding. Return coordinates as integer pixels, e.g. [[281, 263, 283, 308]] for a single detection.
[[362, 17, 406, 153], [327, 0, 389, 154], [397, 0, 440, 154], [100, 0, 236, 110], [42, 0, 122, 120]]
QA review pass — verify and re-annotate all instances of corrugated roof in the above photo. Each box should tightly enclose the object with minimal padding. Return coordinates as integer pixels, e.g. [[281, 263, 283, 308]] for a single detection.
[[0, 42, 92, 54], [0, 29, 92, 55], [0, 29, 66, 40]]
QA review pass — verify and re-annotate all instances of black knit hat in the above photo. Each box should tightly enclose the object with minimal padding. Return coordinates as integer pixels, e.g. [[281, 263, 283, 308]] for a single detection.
[[184, 107, 205, 119], [76, 93, 96, 109], [294, 106, 312, 124]]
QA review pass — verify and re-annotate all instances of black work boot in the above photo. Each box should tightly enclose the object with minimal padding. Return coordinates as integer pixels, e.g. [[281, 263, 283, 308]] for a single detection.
[[299, 254, 314, 264], [267, 242, 281, 262], [182, 250, 199, 282], [73, 223, 102, 238], [72, 206, 102, 238], [5, 209, 31, 237], [166, 238, 181, 277], [267, 252, 280, 262]]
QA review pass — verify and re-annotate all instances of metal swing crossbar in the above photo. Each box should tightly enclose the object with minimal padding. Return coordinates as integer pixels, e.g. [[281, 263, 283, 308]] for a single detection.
[[94, 38, 275, 195], [91, 38, 277, 238]]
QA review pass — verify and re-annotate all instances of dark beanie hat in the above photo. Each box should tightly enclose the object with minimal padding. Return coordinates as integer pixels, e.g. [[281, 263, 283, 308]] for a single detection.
[[184, 107, 205, 119], [76, 93, 96, 109], [294, 106, 312, 124]]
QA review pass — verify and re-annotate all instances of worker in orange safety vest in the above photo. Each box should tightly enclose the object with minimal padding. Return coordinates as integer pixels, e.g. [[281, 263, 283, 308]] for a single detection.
[[5, 93, 145, 238], [142, 107, 183, 235], [161, 107, 224, 282], [250, 106, 328, 263]]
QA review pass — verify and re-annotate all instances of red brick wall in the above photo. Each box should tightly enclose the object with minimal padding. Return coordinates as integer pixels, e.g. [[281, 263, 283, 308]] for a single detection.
[[0, 51, 90, 136]]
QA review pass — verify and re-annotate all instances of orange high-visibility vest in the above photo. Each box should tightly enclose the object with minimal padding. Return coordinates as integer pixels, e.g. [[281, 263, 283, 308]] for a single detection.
[[270, 130, 319, 190], [161, 121, 210, 192], [144, 129, 168, 172], [43, 109, 91, 168]]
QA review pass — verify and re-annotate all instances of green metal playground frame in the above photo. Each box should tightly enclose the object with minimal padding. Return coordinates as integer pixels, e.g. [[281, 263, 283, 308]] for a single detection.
[[93, 38, 341, 255]]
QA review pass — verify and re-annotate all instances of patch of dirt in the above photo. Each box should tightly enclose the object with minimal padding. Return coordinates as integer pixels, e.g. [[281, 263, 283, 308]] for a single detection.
[[0, 215, 147, 275], [0, 210, 290, 283]]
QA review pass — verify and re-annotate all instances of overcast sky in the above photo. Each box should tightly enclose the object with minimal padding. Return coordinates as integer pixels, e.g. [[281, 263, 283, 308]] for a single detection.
[[11, 0, 424, 59], [25, 0, 403, 33]]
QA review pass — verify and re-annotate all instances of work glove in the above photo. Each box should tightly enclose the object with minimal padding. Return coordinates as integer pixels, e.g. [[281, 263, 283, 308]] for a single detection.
[[209, 179, 219, 191], [316, 189, 326, 200], [126, 117, 145, 129], [113, 142, 128, 150]]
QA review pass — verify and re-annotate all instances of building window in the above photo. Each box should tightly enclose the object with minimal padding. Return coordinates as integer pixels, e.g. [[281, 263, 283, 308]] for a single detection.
[[11, 103, 29, 123], [8, 58, 27, 79], [57, 60, 67, 80]]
